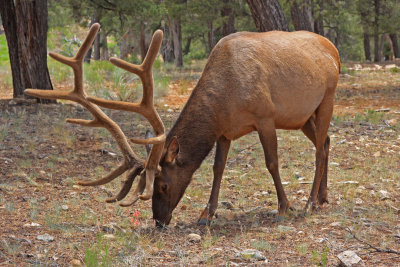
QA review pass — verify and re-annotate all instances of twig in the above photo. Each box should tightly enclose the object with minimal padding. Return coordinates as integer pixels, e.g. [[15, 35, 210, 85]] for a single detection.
[[345, 227, 400, 255], [236, 142, 258, 153]]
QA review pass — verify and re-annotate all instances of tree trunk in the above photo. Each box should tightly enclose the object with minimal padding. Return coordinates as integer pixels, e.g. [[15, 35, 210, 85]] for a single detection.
[[373, 0, 380, 62], [208, 21, 216, 53], [0, 0, 25, 97], [161, 25, 175, 63], [363, 33, 371, 61], [93, 30, 101, 60], [100, 31, 109, 60], [183, 37, 192, 56], [390, 33, 399, 58], [169, 18, 183, 67], [84, 11, 100, 63], [222, 0, 235, 36], [140, 21, 149, 61], [290, 0, 313, 32], [246, 0, 289, 32], [313, 0, 324, 36], [374, 34, 381, 62], [15, 0, 53, 103]]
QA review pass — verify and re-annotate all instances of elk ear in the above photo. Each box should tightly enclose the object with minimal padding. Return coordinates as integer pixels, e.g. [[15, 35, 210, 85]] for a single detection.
[[165, 137, 179, 163], [145, 130, 154, 156]]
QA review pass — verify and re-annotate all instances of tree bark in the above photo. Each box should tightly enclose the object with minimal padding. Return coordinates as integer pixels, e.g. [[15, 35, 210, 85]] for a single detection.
[[183, 37, 192, 56], [0, 0, 25, 97], [246, 0, 289, 32], [208, 21, 216, 53], [15, 0, 54, 103], [363, 33, 371, 61], [93, 30, 101, 60], [390, 33, 399, 58], [100, 31, 109, 60], [313, 0, 324, 36], [84, 11, 100, 63], [290, 0, 313, 32], [222, 0, 235, 36], [374, 34, 381, 62], [373, 0, 380, 62], [140, 21, 149, 61], [161, 25, 175, 63], [169, 18, 183, 67]]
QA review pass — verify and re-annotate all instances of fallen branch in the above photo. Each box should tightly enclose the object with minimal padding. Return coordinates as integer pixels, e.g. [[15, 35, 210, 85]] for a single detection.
[[345, 227, 400, 255]]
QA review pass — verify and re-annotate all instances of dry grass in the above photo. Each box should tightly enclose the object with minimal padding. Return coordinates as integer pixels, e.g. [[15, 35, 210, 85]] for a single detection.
[[0, 64, 399, 266]]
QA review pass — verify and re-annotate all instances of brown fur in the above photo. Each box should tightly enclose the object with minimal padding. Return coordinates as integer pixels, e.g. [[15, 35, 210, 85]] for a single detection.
[[152, 30, 340, 226]]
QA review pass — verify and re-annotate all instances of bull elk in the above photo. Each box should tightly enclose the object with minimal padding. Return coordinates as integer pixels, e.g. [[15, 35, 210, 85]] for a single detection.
[[25, 23, 340, 227]]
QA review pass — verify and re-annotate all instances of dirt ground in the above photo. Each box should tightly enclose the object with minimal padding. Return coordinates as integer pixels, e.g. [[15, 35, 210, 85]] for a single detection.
[[0, 66, 400, 266]]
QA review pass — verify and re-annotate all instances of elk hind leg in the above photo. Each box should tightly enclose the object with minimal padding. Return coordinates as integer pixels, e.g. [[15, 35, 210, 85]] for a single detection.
[[198, 136, 231, 225], [301, 117, 330, 207], [303, 96, 333, 212], [257, 120, 290, 216]]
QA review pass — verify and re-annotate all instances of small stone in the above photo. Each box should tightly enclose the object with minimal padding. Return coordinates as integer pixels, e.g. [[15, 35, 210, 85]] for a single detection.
[[221, 201, 234, 210], [71, 259, 82, 267], [23, 222, 41, 227], [61, 205, 69, 211], [37, 233, 54, 242], [267, 209, 278, 216], [337, 250, 365, 267], [378, 190, 390, 200], [355, 198, 363, 205], [37, 254, 45, 259], [102, 225, 115, 234], [296, 190, 305, 195], [237, 249, 266, 261], [330, 222, 341, 227], [188, 233, 201, 243], [277, 225, 296, 233], [103, 234, 115, 240]]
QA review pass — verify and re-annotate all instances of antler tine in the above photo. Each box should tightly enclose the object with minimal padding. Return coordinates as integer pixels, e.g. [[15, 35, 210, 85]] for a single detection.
[[75, 23, 101, 61], [88, 29, 166, 202], [25, 23, 145, 203]]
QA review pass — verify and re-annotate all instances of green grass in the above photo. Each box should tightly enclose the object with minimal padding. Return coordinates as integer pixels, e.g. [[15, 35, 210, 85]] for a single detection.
[[0, 35, 10, 64]]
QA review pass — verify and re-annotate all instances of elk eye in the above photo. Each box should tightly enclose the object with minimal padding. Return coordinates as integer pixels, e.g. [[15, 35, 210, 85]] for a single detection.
[[161, 184, 168, 192]]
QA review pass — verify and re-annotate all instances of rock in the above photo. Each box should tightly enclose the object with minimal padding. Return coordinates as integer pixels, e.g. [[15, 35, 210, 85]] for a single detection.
[[23, 222, 41, 228], [330, 222, 341, 227], [61, 205, 69, 211], [221, 201, 234, 210], [387, 118, 397, 126], [102, 225, 115, 234], [188, 233, 201, 243], [37, 233, 54, 242], [267, 209, 278, 216], [36, 254, 45, 260], [385, 64, 397, 69], [103, 234, 115, 240], [355, 198, 363, 205], [337, 250, 365, 267], [277, 225, 296, 233], [70, 259, 82, 267], [237, 249, 266, 261], [373, 151, 381, 157], [378, 190, 390, 200]]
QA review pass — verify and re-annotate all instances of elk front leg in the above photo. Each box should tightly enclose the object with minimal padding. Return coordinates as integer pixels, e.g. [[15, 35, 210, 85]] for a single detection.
[[197, 136, 231, 225], [257, 120, 290, 216]]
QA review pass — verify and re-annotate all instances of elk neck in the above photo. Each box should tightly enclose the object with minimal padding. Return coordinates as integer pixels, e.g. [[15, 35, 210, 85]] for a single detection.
[[166, 81, 219, 175]]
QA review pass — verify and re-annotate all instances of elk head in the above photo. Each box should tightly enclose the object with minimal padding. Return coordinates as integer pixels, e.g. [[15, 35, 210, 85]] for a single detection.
[[25, 24, 167, 218]]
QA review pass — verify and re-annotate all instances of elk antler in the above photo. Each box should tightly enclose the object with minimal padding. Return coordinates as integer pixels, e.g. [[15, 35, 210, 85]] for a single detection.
[[88, 29, 166, 206], [24, 23, 166, 206]]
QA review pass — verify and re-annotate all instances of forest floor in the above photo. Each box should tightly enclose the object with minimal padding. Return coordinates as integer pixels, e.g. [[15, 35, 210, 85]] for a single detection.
[[0, 63, 400, 266]]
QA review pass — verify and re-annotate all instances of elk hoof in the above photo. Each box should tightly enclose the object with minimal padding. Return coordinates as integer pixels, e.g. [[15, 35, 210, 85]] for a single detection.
[[318, 195, 329, 206], [197, 217, 211, 226]]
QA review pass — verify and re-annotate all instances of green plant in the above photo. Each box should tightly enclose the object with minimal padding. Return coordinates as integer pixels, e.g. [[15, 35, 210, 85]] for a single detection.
[[84, 234, 113, 267]]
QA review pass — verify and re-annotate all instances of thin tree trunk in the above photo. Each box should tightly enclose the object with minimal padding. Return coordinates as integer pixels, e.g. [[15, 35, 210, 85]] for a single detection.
[[93, 30, 101, 60], [100, 31, 109, 60], [84, 11, 100, 63], [378, 34, 385, 61], [161, 25, 175, 63], [389, 33, 399, 58], [374, 34, 381, 62], [140, 21, 148, 61], [208, 21, 216, 53], [183, 37, 192, 56], [0, 0, 25, 97], [373, 0, 380, 62], [290, 0, 313, 32], [313, 0, 324, 36], [363, 33, 371, 61], [15, 0, 54, 103], [246, 0, 289, 32], [222, 0, 235, 36], [169, 17, 183, 67]]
